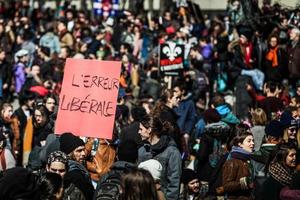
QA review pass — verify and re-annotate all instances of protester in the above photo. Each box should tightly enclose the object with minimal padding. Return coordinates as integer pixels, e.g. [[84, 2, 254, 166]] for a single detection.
[[261, 145, 297, 200], [59, 132, 95, 200], [138, 115, 182, 200], [216, 130, 254, 199], [120, 168, 158, 200], [1, 1, 300, 199], [180, 168, 202, 200]]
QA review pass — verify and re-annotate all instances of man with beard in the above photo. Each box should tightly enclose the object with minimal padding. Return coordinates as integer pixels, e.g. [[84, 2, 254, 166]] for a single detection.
[[180, 168, 202, 200], [59, 132, 95, 200]]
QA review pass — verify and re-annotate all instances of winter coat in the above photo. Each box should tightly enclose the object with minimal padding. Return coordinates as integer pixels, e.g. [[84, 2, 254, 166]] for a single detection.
[[288, 41, 300, 78], [39, 32, 61, 54], [250, 125, 265, 151], [261, 175, 285, 200], [264, 47, 288, 82], [13, 62, 26, 93], [59, 31, 74, 49], [222, 149, 253, 200], [196, 133, 216, 182], [0, 148, 16, 171], [138, 135, 182, 200], [174, 96, 197, 135], [64, 160, 95, 200]]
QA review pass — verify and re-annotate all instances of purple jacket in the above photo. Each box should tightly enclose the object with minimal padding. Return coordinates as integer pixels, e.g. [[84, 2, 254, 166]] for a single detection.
[[14, 62, 26, 93], [201, 44, 213, 61], [280, 186, 300, 200]]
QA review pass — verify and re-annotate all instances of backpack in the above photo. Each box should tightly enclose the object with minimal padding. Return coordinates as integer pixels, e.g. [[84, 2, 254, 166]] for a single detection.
[[63, 182, 86, 200], [94, 161, 135, 200], [94, 170, 122, 200]]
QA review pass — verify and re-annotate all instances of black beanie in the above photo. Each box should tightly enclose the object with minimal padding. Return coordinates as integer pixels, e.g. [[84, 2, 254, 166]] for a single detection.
[[59, 132, 85, 155], [181, 168, 198, 184], [265, 120, 283, 138]]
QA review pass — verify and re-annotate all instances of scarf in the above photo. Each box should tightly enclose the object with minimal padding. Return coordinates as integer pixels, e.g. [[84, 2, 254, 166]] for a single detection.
[[230, 146, 251, 161], [241, 42, 253, 68], [266, 47, 278, 67], [269, 162, 294, 186]]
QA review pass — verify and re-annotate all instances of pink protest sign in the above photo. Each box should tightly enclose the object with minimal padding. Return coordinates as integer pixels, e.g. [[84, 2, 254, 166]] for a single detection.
[[55, 58, 121, 139]]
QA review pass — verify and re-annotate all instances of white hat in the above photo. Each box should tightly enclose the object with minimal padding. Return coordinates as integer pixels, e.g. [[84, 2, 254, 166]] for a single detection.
[[14, 49, 29, 62], [138, 159, 162, 181]]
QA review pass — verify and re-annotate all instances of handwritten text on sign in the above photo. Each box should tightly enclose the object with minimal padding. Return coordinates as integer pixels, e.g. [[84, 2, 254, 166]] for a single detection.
[[55, 59, 122, 139]]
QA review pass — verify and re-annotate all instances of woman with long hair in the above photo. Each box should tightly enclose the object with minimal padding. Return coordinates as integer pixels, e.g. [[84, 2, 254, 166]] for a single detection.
[[121, 168, 158, 200], [138, 115, 182, 200], [261, 145, 296, 200], [152, 88, 181, 150]]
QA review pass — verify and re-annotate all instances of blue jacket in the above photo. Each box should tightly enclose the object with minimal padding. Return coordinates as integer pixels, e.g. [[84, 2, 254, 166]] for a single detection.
[[174, 96, 197, 135]]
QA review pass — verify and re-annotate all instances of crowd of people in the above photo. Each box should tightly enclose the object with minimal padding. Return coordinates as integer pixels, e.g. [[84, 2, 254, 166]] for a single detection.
[[1, 0, 300, 199]]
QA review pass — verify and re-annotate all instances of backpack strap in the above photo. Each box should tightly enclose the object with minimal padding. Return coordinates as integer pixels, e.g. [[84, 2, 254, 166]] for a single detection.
[[0, 149, 6, 170]]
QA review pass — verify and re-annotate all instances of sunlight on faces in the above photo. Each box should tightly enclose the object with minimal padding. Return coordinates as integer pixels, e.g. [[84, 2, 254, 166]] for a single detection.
[[239, 135, 254, 153]]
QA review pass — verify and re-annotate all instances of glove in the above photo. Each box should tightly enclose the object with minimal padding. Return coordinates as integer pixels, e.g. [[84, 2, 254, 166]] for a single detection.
[[239, 177, 248, 190]]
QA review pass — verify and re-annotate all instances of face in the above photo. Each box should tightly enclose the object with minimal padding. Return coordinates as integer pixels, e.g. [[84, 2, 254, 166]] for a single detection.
[[2, 106, 13, 121], [47, 161, 66, 177], [286, 149, 297, 168], [138, 123, 151, 141], [188, 179, 200, 194], [57, 22, 65, 32], [240, 35, 248, 44], [290, 29, 299, 41], [34, 110, 46, 125], [45, 97, 56, 113], [168, 93, 180, 108], [239, 135, 254, 153], [72, 145, 86, 164], [269, 37, 278, 48], [288, 126, 298, 139], [173, 87, 183, 100], [31, 65, 40, 76]]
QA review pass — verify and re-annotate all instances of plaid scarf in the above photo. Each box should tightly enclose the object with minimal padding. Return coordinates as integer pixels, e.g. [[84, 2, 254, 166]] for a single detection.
[[269, 162, 294, 186]]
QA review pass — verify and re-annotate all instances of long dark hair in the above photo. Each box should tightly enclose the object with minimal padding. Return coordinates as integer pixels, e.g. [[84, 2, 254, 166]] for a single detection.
[[121, 168, 158, 200], [140, 115, 174, 139], [152, 88, 175, 113], [265, 144, 296, 174], [33, 104, 50, 128]]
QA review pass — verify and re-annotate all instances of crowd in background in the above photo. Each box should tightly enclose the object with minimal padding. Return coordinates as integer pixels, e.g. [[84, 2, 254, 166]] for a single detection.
[[1, 0, 300, 199]]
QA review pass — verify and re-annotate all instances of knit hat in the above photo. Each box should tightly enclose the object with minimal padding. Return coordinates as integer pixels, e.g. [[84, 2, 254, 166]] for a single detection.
[[0, 167, 39, 199], [47, 151, 68, 166], [203, 108, 221, 123], [181, 168, 198, 184], [280, 111, 295, 129], [59, 132, 85, 155], [265, 120, 283, 138], [237, 25, 253, 41], [138, 159, 163, 181]]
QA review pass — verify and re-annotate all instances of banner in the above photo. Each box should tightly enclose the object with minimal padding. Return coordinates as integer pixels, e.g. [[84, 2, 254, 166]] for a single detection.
[[55, 58, 121, 139], [159, 41, 184, 76]]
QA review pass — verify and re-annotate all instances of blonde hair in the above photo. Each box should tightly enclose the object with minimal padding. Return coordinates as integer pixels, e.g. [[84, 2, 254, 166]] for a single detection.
[[251, 108, 267, 126], [283, 128, 300, 148]]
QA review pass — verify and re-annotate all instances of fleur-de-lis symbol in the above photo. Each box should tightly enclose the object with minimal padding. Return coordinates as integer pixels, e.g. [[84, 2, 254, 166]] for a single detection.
[[162, 42, 182, 61]]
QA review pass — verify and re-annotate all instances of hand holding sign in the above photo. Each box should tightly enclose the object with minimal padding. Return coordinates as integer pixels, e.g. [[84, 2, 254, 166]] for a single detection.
[[55, 58, 122, 139]]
